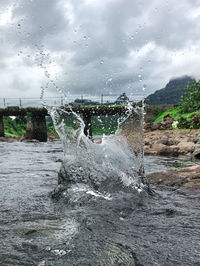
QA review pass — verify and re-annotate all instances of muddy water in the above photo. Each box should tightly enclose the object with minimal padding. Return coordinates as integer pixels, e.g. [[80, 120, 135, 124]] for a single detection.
[[0, 141, 200, 265]]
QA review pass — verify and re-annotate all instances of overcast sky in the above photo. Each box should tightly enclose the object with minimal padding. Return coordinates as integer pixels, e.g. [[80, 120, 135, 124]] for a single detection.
[[0, 0, 200, 102]]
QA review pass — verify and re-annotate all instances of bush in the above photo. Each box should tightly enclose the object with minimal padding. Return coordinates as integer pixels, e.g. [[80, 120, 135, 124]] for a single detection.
[[177, 115, 200, 129], [180, 81, 200, 113]]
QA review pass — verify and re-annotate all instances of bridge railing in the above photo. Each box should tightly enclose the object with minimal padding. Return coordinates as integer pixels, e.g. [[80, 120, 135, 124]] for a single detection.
[[0, 94, 143, 108]]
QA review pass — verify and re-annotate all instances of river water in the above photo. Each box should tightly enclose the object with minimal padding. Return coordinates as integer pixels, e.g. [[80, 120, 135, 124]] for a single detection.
[[0, 141, 200, 266]]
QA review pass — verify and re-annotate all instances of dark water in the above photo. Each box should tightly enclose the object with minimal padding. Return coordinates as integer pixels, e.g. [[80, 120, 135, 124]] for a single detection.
[[0, 141, 200, 266]]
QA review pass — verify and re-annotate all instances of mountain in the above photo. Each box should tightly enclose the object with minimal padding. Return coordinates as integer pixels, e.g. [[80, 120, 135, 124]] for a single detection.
[[146, 75, 196, 105]]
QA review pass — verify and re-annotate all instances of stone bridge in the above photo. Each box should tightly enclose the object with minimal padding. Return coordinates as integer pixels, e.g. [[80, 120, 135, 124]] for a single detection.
[[0, 106, 129, 142], [0, 104, 174, 142]]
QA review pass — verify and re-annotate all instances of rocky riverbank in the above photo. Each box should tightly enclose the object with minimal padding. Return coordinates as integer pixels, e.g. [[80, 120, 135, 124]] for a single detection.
[[147, 165, 200, 189], [1, 130, 200, 190], [0, 133, 59, 143], [144, 129, 200, 159], [145, 129, 200, 190]]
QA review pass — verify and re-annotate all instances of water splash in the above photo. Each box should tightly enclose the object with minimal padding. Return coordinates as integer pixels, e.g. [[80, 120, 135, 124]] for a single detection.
[[43, 95, 148, 202]]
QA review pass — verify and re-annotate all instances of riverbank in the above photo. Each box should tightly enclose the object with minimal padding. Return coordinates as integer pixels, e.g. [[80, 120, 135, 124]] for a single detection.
[[144, 129, 200, 159], [147, 165, 200, 189], [0, 132, 60, 143], [1, 129, 200, 190]]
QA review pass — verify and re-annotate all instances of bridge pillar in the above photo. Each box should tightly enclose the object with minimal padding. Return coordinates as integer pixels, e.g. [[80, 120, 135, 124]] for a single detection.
[[25, 115, 47, 142], [0, 116, 4, 137], [83, 114, 92, 137]]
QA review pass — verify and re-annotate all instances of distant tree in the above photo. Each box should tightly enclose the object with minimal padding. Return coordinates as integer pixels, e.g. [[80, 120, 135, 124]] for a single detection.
[[179, 81, 200, 113]]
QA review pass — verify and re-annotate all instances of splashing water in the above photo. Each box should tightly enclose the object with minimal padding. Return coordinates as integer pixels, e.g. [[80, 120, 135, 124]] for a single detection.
[[42, 91, 148, 202]]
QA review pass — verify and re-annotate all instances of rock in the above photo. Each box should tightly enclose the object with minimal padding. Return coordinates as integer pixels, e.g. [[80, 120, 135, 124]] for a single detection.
[[147, 165, 200, 189], [94, 138, 102, 144], [156, 134, 169, 145], [144, 122, 153, 131], [151, 122, 161, 130], [177, 141, 195, 154], [22, 139, 40, 143], [163, 114, 174, 125], [144, 143, 179, 156], [193, 145, 200, 159], [0, 137, 19, 142]]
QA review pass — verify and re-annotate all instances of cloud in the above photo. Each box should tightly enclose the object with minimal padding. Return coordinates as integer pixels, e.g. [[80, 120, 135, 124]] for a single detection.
[[0, 0, 200, 102]]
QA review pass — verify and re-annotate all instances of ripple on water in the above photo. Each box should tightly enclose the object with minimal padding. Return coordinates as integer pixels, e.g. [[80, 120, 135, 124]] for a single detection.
[[0, 142, 200, 265]]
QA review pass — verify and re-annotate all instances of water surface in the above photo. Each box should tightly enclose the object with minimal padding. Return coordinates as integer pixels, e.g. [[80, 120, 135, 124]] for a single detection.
[[0, 141, 200, 265]]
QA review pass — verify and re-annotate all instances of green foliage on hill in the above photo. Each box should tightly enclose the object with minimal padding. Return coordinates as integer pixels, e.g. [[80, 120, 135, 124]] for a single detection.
[[154, 80, 200, 129], [146, 76, 195, 105], [179, 80, 200, 113], [4, 116, 58, 137], [4, 116, 26, 137]]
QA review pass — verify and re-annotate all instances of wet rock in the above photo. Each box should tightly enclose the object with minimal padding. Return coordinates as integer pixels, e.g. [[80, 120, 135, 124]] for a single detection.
[[151, 122, 161, 130], [177, 141, 195, 154], [193, 145, 200, 159], [144, 129, 200, 158], [0, 136, 19, 142], [24, 229, 37, 235], [147, 165, 200, 189], [163, 114, 174, 126], [22, 139, 40, 143], [156, 134, 169, 145], [144, 143, 179, 156]]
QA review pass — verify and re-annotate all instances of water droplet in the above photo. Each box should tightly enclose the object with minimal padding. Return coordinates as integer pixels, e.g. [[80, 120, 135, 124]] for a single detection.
[[100, 60, 104, 64], [138, 74, 142, 82]]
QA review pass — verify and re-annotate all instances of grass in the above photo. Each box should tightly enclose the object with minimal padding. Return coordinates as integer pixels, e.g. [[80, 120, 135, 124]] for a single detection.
[[154, 107, 200, 122], [4, 117, 26, 137]]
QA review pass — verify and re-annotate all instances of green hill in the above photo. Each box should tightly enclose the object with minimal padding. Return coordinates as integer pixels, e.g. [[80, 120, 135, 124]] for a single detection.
[[146, 75, 196, 105]]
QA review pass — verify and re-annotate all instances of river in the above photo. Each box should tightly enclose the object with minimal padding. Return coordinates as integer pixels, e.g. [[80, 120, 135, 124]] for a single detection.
[[0, 141, 200, 265]]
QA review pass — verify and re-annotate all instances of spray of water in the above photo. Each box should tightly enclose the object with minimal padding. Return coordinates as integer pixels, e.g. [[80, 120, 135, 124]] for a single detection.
[[41, 92, 148, 203], [38, 51, 148, 201]]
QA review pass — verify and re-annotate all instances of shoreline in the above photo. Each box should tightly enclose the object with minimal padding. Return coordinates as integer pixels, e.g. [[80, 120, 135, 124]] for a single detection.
[[1, 129, 200, 190], [147, 165, 200, 189], [144, 129, 200, 159], [2, 129, 199, 157]]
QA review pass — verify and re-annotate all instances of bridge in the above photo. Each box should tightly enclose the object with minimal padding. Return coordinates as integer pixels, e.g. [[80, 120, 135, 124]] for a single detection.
[[0, 106, 129, 142], [0, 104, 174, 141]]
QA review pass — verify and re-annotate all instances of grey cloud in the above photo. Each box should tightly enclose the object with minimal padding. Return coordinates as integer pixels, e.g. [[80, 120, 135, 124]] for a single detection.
[[0, 0, 200, 100]]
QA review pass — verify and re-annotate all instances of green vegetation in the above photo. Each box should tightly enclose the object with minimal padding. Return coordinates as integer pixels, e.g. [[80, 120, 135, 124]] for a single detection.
[[46, 121, 57, 135], [155, 107, 182, 122], [179, 81, 200, 113], [153, 80, 200, 129], [92, 115, 119, 135], [4, 116, 58, 137], [4, 116, 26, 137]]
